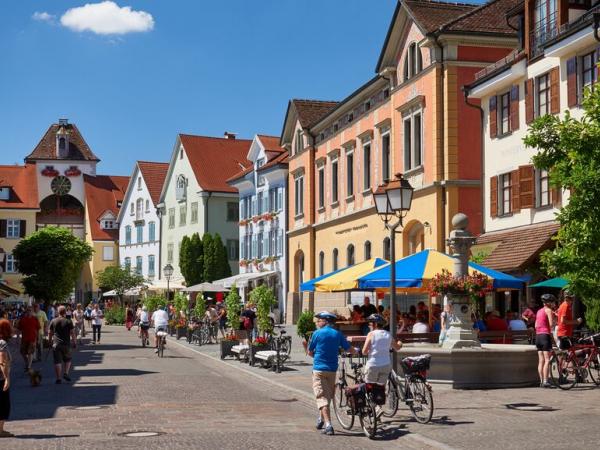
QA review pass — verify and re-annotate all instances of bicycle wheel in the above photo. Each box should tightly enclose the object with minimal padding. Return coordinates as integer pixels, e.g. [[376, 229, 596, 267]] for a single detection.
[[359, 396, 378, 439], [332, 381, 354, 430], [158, 338, 164, 358], [381, 375, 399, 418], [142, 334, 146, 348], [550, 353, 577, 390], [407, 376, 434, 424], [587, 352, 600, 386]]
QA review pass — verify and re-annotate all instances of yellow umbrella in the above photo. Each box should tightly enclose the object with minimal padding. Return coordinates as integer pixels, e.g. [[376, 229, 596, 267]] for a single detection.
[[314, 258, 388, 292]]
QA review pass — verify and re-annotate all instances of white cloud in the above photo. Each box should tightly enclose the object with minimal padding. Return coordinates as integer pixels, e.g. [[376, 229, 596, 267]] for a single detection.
[[60, 1, 154, 35], [32, 11, 56, 22]]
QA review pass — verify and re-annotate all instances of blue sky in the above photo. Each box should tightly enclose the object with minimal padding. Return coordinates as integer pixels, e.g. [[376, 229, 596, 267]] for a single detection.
[[0, 1, 481, 176]]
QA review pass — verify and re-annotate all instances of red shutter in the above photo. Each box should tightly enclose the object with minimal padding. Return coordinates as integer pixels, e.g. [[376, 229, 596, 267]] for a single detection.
[[525, 78, 534, 124], [19, 220, 26, 238], [511, 169, 520, 213], [519, 165, 535, 209], [551, 187, 562, 208], [489, 96, 498, 139], [510, 85, 520, 131], [567, 57, 578, 107], [490, 176, 498, 218], [550, 67, 560, 114], [0, 220, 6, 238]]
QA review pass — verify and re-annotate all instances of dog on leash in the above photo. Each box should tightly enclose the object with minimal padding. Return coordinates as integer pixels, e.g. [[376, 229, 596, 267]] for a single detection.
[[28, 369, 42, 387]]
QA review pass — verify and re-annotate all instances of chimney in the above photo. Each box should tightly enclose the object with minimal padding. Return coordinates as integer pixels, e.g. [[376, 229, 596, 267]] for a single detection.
[[224, 131, 237, 140], [58, 118, 69, 126]]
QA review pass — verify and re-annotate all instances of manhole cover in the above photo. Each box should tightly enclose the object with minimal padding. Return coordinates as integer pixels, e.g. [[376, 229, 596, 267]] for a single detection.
[[68, 405, 109, 410], [505, 403, 555, 412], [120, 431, 165, 438], [271, 398, 298, 403]]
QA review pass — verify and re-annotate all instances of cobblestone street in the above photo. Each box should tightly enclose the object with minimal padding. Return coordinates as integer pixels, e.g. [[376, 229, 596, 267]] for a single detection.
[[3, 326, 599, 449]]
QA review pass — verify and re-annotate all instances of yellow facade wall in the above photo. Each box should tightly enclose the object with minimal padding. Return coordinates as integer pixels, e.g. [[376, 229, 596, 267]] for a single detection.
[[0, 209, 38, 292]]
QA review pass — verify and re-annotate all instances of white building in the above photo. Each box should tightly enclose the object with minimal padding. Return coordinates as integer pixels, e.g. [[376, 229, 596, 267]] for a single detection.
[[227, 135, 288, 318], [117, 161, 169, 280], [158, 133, 252, 282]]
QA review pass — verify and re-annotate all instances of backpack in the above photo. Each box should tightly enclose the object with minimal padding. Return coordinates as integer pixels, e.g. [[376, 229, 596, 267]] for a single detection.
[[242, 316, 252, 330]]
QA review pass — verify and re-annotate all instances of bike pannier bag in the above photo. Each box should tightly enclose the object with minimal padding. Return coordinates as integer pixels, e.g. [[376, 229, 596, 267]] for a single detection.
[[344, 384, 366, 410], [366, 383, 386, 405]]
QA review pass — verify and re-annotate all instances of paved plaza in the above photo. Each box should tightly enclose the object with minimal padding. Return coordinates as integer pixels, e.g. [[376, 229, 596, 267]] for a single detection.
[[2, 326, 599, 449]]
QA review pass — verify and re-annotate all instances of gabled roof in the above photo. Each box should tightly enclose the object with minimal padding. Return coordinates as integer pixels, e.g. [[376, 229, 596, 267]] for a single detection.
[[25, 122, 99, 162], [0, 164, 39, 209], [257, 135, 286, 154], [405, 0, 475, 34], [227, 135, 287, 184], [137, 161, 169, 205], [84, 174, 129, 241], [258, 151, 289, 172], [292, 99, 339, 128], [179, 134, 252, 193], [440, 0, 522, 35]]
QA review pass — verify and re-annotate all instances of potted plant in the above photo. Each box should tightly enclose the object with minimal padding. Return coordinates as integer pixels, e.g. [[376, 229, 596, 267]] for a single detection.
[[168, 319, 177, 336], [297, 310, 317, 343], [219, 332, 239, 359], [225, 284, 244, 339], [249, 336, 271, 366]]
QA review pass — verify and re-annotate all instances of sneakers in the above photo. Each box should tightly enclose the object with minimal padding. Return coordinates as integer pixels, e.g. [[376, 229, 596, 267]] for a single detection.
[[55, 379, 62, 385], [63, 374, 71, 382], [154, 348, 159, 353], [316, 417, 324, 430], [322, 425, 334, 436], [542, 381, 553, 388]]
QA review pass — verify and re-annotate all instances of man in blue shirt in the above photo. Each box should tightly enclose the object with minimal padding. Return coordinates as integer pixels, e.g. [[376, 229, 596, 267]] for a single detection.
[[303, 311, 355, 436]]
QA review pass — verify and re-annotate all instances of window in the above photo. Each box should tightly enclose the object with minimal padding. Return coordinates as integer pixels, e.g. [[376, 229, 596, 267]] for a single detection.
[[257, 158, 265, 168], [149, 222, 156, 242], [136, 224, 143, 244], [347, 244, 355, 266], [318, 166, 325, 209], [499, 92, 510, 135], [0, 188, 9, 200], [346, 151, 354, 198], [130, 203, 134, 215], [102, 246, 114, 261], [277, 188, 283, 211], [269, 189, 277, 213], [136, 256, 143, 275], [167, 243, 174, 263], [581, 51, 596, 92], [176, 175, 187, 201], [295, 129, 303, 155], [381, 132, 390, 182], [536, 169, 551, 207], [319, 251, 325, 276], [537, 73, 550, 117], [148, 255, 155, 277], [403, 112, 422, 171], [257, 192, 263, 215], [403, 42, 423, 81], [257, 231, 263, 258], [101, 220, 115, 230], [331, 159, 339, 203], [332, 248, 339, 271], [179, 204, 187, 226], [257, 174, 265, 187], [363, 142, 371, 191], [124, 257, 131, 269], [7, 219, 20, 238], [125, 225, 132, 245], [168, 208, 175, 228], [136, 198, 144, 220], [5, 254, 16, 273], [294, 175, 304, 216], [499, 172, 512, 215], [364, 241, 372, 260], [137, 177, 142, 190], [383, 237, 391, 261], [227, 239, 239, 260], [226, 202, 238, 222], [145, 199, 150, 212], [278, 229, 283, 256], [179, 147, 183, 159], [191, 202, 198, 223]]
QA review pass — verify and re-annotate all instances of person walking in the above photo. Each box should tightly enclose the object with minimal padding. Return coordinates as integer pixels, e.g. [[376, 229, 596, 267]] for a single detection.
[[32, 303, 48, 362], [90, 304, 104, 344], [125, 306, 134, 331], [361, 314, 402, 385], [0, 319, 14, 437], [84, 304, 93, 330], [72, 304, 85, 343], [16, 306, 39, 373], [535, 294, 556, 388], [48, 306, 77, 384], [217, 302, 227, 338], [556, 290, 582, 350], [302, 311, 356, 436]]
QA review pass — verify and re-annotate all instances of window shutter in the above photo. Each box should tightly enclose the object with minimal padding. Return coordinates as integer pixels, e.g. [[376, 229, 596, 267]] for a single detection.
[[19, 220, 26, 238], [567, 57, 578, 107], [0, 220, 6, 238], [550, 67, 560, 114], [525, 78, 534, 124], [511, 169, 520, 212], [551, 187, 562, 208], [510, 85, 520, 131], [490, 176, 498, 218], [596, 47, 600, 82], [489, 96, 498, 139], [519, 165, 535, 209]]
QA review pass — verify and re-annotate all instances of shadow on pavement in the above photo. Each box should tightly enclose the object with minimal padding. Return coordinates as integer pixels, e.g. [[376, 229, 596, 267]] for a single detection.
[[15, 434, 79, 439], [71, 368, 156, 378]]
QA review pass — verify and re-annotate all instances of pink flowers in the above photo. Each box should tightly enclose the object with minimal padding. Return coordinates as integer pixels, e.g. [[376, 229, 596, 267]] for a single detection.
[[426, 269, 493, 302]]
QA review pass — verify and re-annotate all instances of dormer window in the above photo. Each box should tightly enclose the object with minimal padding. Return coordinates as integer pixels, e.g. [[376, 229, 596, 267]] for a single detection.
[[137, 177, 142, 190], [403, 42, 423, 82], [0, 187, 9, 200], [294, 130, 304, 155], [256, 158, 265, 168], [101, 220, 115, 230], [176, 175, 187, 201]]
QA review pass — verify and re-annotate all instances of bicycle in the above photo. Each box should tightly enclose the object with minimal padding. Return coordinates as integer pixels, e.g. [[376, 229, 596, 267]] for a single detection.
[[332, 352, 380, 439], [550, 333, 600, 389], [156, 328, 167, 358], [383, 354, 434, 424]]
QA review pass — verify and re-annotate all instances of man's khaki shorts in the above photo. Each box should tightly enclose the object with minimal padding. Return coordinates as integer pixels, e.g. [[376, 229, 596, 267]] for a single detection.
[[364, 364, 391, 384], [312, 370, 336, 409], [52, 344, 72, 364], [20, 340, 35, 356]]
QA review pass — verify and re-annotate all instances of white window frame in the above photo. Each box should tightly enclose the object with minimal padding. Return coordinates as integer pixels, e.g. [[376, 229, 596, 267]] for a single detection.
[[148, 255, 156, 277], [168, 208, 175, 229], [6, 219, 20, 238], [381, 130, 391, 183], [318, 165, 325, 209], [294, 174, 304, 217], [191, 202, 199, 223], [179, 204, 187, 226], [167, 243, 174, 263], [331, 157, 339, 204], [5, 254, 16, 273], [535, 168, 551, 208], [102, 246, 114, 261], [403, 108, 423, 172], [149, 221, 156, 242], [346, 148, 354, 199], [362, 139, 371, 192]]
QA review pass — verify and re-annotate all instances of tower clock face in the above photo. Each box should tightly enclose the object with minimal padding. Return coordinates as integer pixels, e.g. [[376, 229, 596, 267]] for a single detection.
[[51, 176, 72, 196]]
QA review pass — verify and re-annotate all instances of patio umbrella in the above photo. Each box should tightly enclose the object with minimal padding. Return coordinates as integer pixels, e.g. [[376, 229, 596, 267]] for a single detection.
[[182, 282, 231, 293], [358, 249, 524, 290], [300, 267, 344, 292], [529, 277, 569, 288], [313, 258, 389, 292]]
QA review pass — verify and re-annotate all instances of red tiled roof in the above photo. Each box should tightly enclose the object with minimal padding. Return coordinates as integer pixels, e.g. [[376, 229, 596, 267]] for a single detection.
[[441, 0, 522, 35], [137, 161, 169, 205], [292, 100, 339, 128], [475, 221, 560, 272], [404, 0, 476, 34], [227, 135, 288, 183], [0, 164, 39, 209], [25, 122, 99, 162], [84, 174, 129, 241], [257, 135, 285, 153], [179, 134, 252, 193], [258, 151, 289, 172]]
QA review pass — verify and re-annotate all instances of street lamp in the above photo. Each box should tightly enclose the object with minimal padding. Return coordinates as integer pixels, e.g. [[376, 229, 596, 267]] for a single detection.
[[372, 173, 414, 369], [163, 263, 174, 302]]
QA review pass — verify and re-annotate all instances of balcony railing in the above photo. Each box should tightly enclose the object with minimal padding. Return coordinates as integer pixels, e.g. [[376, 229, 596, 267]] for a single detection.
[[474, 49, 526, 81], [530, 14, 558, 58]]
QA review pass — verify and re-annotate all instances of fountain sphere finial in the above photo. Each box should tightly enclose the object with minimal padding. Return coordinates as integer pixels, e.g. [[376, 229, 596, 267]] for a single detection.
[[452, 213, 469, 230]]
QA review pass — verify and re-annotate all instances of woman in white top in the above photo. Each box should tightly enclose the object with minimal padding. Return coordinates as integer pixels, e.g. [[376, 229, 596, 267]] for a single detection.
[[361, 314, 403, 385]]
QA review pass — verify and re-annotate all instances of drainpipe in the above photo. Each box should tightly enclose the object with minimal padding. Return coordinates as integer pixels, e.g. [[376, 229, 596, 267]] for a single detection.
[[433, 34, 447, 251], [594, 13, 600, 42], [463, 86, 486, 235], [203, 192, 212, 233]]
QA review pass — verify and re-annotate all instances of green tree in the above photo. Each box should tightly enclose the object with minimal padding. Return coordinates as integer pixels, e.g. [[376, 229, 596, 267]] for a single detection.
[[193, 294, 205, 319], [202, 233, 216, 282], [179, 235, 192, 285], [225, 284, 241, 331], [13, 227, 93, 304], [213, 233, 232, 280], [524, 87, 600, 330], [189, 232, 204, 285], [143, 294, 167, 314], [96, 265, 146, 303], [249, 284, 277, 335], [173, 291, 188, 318]]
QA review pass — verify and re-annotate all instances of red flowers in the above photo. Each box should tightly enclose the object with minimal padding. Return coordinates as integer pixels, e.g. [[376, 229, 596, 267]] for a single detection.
[[254, 336, 269, 345]]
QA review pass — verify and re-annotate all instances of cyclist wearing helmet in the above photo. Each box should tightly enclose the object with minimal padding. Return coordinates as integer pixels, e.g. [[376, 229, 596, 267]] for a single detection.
[[303, 311, 356, 436], [535, 294, 556, 388], [151, 306, 169, 353], [362, 314, 403, 385]]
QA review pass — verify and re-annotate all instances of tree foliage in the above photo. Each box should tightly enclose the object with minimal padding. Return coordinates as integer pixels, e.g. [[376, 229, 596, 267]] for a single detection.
[[189, 233, 204, 285], [212, 233, 232, 280], [13, 226, 93, 304], [143, 294, 167, 314], [179, 235, 192, 285], [202, 233, 216, 282], [96, 265, 145, 301], [524, 87, 600, 330], [225, 283, 241, 330], [249, 284, 277, 335]]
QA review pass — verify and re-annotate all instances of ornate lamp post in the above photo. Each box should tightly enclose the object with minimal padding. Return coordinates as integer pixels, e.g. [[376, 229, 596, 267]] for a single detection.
[[372, 173, 414, 368], [163, 263, 174, 302]]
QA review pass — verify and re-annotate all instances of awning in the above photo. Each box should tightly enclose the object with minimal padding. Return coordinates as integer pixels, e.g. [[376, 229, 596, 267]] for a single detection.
[[530, 277, 569, 288], [313, 258, 388, 292], [182, 282, 230, 293], [102, 287, 142, 297], [300, 268, 345, 292], [213, 271, 276, 289], [0, 280, 20, 296], [144, 279, 186, 290]]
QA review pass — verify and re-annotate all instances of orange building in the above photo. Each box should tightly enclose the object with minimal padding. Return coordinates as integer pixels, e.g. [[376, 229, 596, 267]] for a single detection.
[[282, 0, 520, 320]]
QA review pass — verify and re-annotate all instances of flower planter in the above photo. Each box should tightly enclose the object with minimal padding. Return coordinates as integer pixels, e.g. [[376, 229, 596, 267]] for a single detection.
[[248, 343, 271, 366], [220, 339, 238, 360], [175, 327, 187, 340]]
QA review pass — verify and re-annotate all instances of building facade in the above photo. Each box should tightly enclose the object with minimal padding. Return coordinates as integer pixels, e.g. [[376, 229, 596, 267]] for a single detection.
[[158, 133, 252, 282], [118, 161, 168, 281], [228, 135, 288, 317], [283, 0, 520, 322]]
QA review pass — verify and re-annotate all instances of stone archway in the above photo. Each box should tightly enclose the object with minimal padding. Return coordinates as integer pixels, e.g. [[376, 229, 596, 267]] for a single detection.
[[293, 250, 305, 292], [402, 220, 425, 257]]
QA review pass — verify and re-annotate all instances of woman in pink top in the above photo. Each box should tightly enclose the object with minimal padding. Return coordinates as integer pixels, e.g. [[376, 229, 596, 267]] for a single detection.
[[535, 294, 556, 388]]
